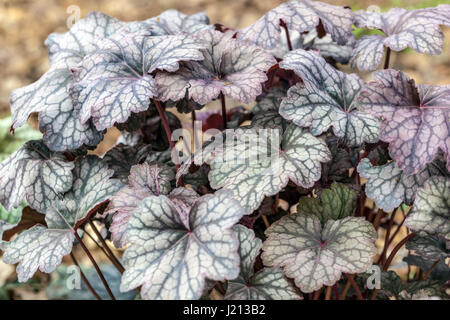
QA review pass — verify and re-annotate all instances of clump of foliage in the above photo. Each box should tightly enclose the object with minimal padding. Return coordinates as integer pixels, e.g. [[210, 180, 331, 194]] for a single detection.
[[0, 2, 449, 300]]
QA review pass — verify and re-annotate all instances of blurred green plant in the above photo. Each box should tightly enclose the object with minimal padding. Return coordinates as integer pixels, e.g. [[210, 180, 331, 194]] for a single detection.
[[0, 116, 42, 162]]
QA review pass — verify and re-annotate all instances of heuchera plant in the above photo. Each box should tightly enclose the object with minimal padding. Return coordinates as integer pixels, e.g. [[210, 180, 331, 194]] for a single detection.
[[0, 2, 449, 300]]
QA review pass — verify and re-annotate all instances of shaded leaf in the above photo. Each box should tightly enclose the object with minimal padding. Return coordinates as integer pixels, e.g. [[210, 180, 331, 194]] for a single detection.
[[47, 264, 137, 300], [405, 176, 449, 240], [262, 215, 377, 293], [71, 32, 207, 130], [358, 157, 447, 212], [156, 29, 276, 105], [280, 50, 380, 146], [120, 190, 244, 299], [225, 225, 301, 300], [209, 125, 331, 214], [103, 144, 153, 183], [406, 235, 448, 262], [351, 6, 450, 70], [297, 183, 356, 225], [0, 140, 74, 212], [238, 0, 353, 49], [358, 69, 450, 174]]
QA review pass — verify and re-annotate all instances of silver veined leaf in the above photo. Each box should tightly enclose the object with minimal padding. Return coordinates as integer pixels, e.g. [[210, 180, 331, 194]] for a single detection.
[[297, 182, 357, 224], [0, 140, 74, 212], [262, 215, 377, 293], [238, 0, 353, 49], [357, 158, 447, 212], [103, 144, 153, 183], [9, 12, 130, 151], [225, 225, 301, 300], [142, 9, 211, 36], [2, 156, 122, 282], [351, 6, 450, 70], [269, 29, 355, 63], [405, 176, 450, 240], [209, 124, 331, 214], [358, 69, 450, 175], [71, 32, 207, 130], [2, 225, 74, 282], [120, 190, 244, 300], [155, 29, 277, 105], [106, 162, 175, 248], [279, 50, 380, 147]]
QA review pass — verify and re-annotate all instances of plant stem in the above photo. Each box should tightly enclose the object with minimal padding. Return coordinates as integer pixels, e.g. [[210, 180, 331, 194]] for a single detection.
[[215, 281, 225, 295], [333, 284, 339, 300], [262, 215, 270, 229], [383, 47, 391, 69], [377, 209, 398, 265], [74, 232, 116, 300], [383, 233, 416, 271], [372, 209, 384, 230], [70, 251, 102, 300], [280, 19, 293, 51], [370, 289, 379, 300], [423, 259, 440, 280], [325, 286, 332, 300], [88, 220, 125, 274], [339, 280, 351, 300], [386, 208, 410, 249], [154, 99, 180, 171], [313, 288, 322, 300], [345, 274, 363, 300], [219, 92, 227, 130]]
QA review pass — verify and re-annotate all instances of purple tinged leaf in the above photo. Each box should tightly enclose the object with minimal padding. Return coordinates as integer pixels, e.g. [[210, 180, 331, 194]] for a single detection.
[[238, 0, 353, 50], [0, 140, 74, 212], [2, 156, 122, 282], [262, 215, 377, 293], [155, 29, 277, 105], [357, 158, 447, 212], [225, 225, 301, 300], [280, 50, 380, 146], [405, 176, 450, 240], [358, 69, 450, 175], [142, 9, 211, 36], [352, 6, 450, 70], [71, 33, 207, 131], [9, 12, 130, 151], [209, 125, 331, 214], [120, 190, 244, 300], [106, 162, 175, 248], [168, 187, 200, 230]]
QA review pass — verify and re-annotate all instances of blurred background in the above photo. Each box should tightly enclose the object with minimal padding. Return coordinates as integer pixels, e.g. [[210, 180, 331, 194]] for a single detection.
[[0, 0, 448, 299]]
